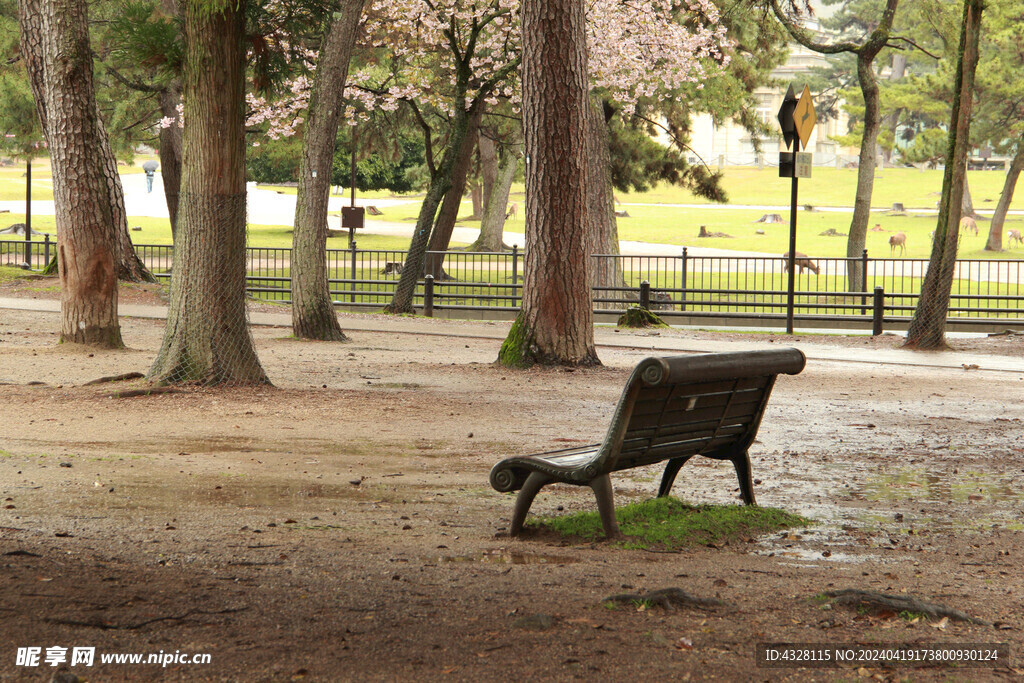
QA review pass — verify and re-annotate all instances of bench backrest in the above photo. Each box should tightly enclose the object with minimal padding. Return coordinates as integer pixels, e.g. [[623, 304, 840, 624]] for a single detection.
[[593, 349, 806, 474]]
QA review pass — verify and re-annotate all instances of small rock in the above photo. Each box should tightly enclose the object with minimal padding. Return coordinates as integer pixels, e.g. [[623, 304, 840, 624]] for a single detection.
[[59, 462, 73, 468]]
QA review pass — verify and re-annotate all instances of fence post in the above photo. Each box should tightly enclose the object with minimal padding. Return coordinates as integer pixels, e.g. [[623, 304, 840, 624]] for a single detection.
[[639, 280, 651, 310], [350, 240, 357, 304], [511, 244, 519, 285], [860, 248, 869, 314], [872, 286, 885, 335], [423, 274, 434, 317], [680, 247, 688, 312], [44, 234, 50, 268]]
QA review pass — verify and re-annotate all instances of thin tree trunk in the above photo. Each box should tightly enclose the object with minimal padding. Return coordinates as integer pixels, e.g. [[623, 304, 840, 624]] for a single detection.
[[986, 145, 1024, 251], [424, 107, 482, 279], [478, 130, 497, 219], [41, 0, 123, 347], [881, 53, 906, 166], [158, 0, 182, 240], [498, 0, 598, 368], [149, 0, 268, 384], [586, 97, 625, 296], [159, 88, 183, 241], [905, 0, 983, 350], [470, 143, 518, 252], [291, 0, 364, 341], [961, 172, 978, 218], [845, 51, 882, 293]]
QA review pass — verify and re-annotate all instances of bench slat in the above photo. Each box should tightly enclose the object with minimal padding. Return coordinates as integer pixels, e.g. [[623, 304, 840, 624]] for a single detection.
[[626, 399, 763, 432]]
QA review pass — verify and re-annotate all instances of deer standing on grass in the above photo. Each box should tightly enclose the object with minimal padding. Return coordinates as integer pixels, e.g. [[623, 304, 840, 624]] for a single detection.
[[1009, 229, 1023, 248], [505, 202, 518, 221], [960, 216, 979, 235], [889, 232, 906, 256], [782, 252, 819, 274]]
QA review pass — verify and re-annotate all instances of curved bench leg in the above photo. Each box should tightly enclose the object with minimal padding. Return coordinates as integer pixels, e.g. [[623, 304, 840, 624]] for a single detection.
[[657, 456, 693, 498], [732, 451, 757, 505], [589, 474, 622, 540], [510, 472, 553, 536]]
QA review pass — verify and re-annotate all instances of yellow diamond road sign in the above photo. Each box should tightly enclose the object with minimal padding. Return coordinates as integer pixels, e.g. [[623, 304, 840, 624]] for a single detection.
[[793, 85, 816, 149]]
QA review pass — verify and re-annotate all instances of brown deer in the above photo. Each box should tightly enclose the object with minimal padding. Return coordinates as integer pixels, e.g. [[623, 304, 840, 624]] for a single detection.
[[505, 202, 519, 221], [1009, 229, 1023, 248], [889, 232, 907, 256], [960, 216, 979, 235], [782, 252, 819, 274]]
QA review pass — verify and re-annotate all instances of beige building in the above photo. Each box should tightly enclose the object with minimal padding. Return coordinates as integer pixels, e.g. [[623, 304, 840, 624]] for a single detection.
[[686, 36, 860, 169]]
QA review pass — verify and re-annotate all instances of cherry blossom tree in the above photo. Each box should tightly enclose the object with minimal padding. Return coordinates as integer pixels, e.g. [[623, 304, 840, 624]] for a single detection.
[[247, 0, 730, 315]]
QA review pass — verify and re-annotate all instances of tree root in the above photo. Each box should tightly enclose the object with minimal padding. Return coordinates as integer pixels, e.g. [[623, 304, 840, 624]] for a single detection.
[[822, 589, 989, 625], [83, 372, 145, 386], [104, 387, 180, 399], [617, 305, 668, 329], [603, 587, 729, 611]]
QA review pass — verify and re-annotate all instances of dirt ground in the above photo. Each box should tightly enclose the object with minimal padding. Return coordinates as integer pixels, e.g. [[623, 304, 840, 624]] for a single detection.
[[1, 282, 1024, 681]]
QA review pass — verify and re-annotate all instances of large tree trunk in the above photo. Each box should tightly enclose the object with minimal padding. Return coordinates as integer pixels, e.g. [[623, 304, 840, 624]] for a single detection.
[[19, 0, 150, 284], [905, 0, 983, 350], [586, 97, 625, 296], [498, 0, 598, 368], [424, 107, 482, 279], [148, 0, 268, 384], [40, 0, 123, 347], [470, 141, 518, 252], [986, 145, 1024, 251], [845, 51, 882, 293], [291, 0, 364, 341]]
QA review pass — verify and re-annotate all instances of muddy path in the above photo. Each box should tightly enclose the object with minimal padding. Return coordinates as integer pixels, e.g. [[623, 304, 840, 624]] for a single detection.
[[1, 307, 1023, 681]]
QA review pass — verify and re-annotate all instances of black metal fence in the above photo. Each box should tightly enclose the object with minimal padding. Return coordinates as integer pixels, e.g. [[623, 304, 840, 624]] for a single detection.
[[4, 238, 1022, 330]]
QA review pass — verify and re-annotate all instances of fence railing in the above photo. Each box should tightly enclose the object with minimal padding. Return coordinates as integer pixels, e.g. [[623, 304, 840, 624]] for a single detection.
[[3, 238, 1022, 330]]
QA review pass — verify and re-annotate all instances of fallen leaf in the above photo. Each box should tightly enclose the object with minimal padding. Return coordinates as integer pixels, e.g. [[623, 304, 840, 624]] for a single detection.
[[930, 616, 949, 630], [675, 637, 694, 650]]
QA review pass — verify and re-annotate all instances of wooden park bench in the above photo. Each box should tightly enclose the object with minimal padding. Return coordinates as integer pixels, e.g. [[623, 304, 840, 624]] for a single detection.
[[489, 349, 806, 539]]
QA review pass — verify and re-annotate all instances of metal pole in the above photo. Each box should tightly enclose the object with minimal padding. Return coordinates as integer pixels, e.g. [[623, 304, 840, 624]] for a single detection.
[[640, 280, 651, 310], [860, 248, 869, 313], [680, 247, 688, 312], [350, 240, 357, 304], [786, 139, 799, 334], [349, 129, 357, 246], [423, 274, 434, 317], [872, 286, 885, 335], [23, 159, 31, 269]]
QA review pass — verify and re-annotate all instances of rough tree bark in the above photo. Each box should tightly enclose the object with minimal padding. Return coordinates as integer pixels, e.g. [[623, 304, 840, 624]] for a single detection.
[[148, 0, 268, 384], [498, 0, 599, 368], [291, 0, 365, 341], [39, 0, 124, 347], [20, 0, 153, 283], [586, 97, 625, 295], [477, 130, 496, 219], [772, 0, 899, 293], [905, 0, 983, 350], [424, 107, 482, 279], [986, 145, 1024, 251]]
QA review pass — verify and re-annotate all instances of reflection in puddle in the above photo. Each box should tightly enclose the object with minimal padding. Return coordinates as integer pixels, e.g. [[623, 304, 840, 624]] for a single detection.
[[853, 468, 1022, 504], [435, 550, 579, 565]]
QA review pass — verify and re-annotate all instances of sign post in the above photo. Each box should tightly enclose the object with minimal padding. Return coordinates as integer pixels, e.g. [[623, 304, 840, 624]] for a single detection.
[[778, 85, 816, 334]]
